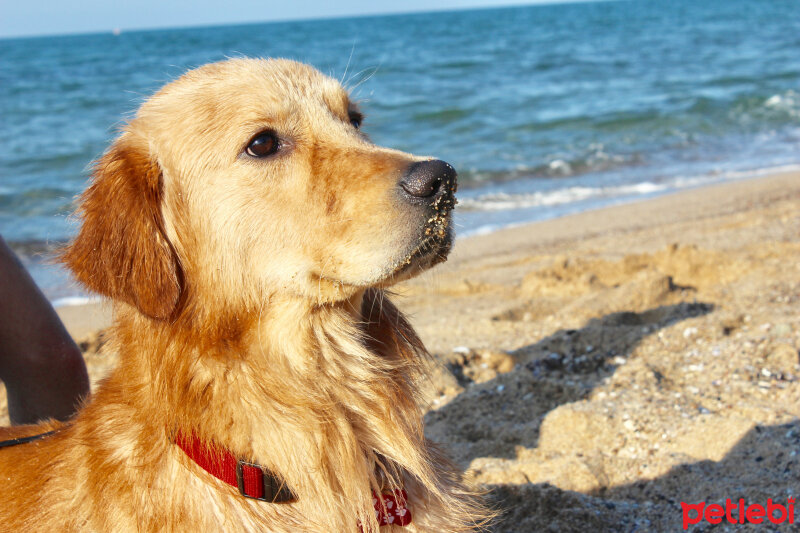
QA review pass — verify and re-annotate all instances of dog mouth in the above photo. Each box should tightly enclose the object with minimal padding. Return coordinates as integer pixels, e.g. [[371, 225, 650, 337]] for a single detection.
[[320, 193, 458, 290], [384, 220, 454, 282], [384, 192, 458, 282]]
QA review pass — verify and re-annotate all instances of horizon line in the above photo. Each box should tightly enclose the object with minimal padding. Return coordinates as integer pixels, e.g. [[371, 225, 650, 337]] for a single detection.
[[0, 0, 617, 41]]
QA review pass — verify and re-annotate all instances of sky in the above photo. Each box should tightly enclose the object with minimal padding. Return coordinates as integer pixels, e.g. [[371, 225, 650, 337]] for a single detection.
[[0, 0, 598, 39]]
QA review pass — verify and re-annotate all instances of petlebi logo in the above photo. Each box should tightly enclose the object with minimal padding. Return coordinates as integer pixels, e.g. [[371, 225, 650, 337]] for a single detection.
[[681, 498, 796, 529]]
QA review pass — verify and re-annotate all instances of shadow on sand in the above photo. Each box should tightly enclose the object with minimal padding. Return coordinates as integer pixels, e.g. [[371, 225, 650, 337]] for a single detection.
[[485, 420, 800, 532], [421, 301, 800, 531], [426, 302, 714, 463]]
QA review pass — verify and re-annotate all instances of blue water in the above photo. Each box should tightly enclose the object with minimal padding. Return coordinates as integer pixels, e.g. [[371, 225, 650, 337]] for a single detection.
[[1, 0, 799, 302]]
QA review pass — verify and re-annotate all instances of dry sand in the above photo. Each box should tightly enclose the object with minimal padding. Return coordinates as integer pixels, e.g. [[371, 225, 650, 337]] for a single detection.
[[2, 172, 799, 531]]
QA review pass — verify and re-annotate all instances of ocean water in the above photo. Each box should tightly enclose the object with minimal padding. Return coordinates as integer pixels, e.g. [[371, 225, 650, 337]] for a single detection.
[[1, 0, 799, 303]]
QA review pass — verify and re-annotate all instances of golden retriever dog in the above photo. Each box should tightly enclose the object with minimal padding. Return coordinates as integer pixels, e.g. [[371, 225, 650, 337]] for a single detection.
[[0, 58, 488, 532]]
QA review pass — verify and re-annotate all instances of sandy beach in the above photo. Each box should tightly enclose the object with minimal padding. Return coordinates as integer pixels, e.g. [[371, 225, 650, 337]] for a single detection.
[[2, 172, 798, 531]]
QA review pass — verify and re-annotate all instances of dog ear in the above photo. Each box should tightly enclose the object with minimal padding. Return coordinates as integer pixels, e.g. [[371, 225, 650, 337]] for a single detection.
[[61, 136, 181, 320]]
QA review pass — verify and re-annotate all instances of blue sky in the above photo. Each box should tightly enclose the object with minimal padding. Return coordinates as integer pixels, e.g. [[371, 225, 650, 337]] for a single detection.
[[0, 0, 598, 38]]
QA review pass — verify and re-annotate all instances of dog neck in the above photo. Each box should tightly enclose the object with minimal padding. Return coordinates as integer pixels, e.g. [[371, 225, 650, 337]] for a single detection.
[[92, 288, 451, 530]]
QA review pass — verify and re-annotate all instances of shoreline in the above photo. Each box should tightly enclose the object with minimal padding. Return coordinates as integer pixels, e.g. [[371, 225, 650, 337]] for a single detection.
[[453, 168, 799, 260], [456, 162, 800, 238]]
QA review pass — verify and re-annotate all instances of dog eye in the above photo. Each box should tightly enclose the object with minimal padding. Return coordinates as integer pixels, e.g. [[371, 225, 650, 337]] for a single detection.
[[246, 131, 280, 158], [349, 112, 363, 129]]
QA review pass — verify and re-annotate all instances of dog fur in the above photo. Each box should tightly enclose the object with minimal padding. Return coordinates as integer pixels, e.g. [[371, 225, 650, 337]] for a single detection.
[[0, 58, 488, 532]]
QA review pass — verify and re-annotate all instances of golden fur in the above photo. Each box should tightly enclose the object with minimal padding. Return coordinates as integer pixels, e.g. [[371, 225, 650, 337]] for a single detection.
[[0, 59, 487, 531]]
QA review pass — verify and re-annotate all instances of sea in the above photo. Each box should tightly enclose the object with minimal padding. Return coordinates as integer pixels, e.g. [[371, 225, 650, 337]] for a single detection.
[[1, 0, 799, 305]]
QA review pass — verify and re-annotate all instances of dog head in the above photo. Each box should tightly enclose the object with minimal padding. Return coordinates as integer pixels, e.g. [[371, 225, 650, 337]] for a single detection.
[[63, 58, 457, 319]]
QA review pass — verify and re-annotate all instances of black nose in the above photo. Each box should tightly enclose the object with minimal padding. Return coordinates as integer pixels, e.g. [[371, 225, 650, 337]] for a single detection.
[[399, 160, 457, 202]]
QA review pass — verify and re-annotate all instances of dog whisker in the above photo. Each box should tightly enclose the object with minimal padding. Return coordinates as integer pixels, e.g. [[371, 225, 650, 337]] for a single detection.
[[340, 41, 357, 84], [345, 64, 381, 94]]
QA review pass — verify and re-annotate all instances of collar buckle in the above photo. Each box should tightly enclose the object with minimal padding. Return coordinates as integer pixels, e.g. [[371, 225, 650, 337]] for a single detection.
[[236, 459, 296, 503]]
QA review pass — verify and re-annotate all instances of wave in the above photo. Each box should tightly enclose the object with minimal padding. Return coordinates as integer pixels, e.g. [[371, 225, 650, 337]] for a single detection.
[[506, 87, 800, 138], [458, 143, 641, 186], [763, 90, 800, 119], [52, 295, 98, 308], [686, 89, 800, 127], [6, 238, 66, 258], [458, 163, 800, 215], [412, 107, 472, 123], [458, 181, 667, 212], [0, 187, 76, 215]]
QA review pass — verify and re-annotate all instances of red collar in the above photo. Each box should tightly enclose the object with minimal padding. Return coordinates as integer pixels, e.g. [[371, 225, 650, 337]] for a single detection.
[[173, 431, 412, 527], [174, 430, 295, 503]]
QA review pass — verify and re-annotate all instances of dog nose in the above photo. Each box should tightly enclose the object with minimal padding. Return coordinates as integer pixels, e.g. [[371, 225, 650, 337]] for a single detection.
[[399, 160, 457, 202]]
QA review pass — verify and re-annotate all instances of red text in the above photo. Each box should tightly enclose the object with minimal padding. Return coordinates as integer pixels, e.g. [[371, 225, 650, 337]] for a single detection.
[[681, 498, 795, 529]]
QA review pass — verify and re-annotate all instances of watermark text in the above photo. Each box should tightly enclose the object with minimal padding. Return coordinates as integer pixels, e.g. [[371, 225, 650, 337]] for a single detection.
[[681, 498, 795, 529]]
